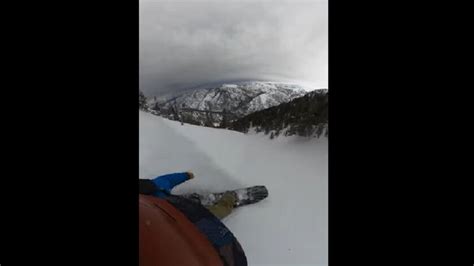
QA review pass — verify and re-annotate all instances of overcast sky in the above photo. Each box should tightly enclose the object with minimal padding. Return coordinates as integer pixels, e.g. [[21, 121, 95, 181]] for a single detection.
[[140, 0, 328, 96]]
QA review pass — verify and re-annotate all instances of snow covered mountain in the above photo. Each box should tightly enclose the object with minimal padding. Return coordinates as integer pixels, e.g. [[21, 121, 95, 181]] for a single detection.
[[147, 81, 310, 127]]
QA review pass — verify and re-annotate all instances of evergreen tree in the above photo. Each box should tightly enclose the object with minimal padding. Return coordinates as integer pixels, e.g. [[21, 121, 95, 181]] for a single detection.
[[220, 108, 228, 128], [170, 106, 180, 121], [139, 90, 148, 111], [204, 111, 214, 127], [229, 89, 328, 139]]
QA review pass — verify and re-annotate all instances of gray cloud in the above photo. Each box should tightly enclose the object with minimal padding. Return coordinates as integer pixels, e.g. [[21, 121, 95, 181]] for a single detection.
[[140, 0, 327, 96]]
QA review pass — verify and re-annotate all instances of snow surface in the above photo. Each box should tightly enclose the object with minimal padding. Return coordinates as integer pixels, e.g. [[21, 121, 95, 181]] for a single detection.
[[222, 84, 239, 89], [139, 111, 328, 266]]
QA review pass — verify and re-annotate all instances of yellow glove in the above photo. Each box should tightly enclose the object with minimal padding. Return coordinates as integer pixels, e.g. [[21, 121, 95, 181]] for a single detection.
[[186, 171, 195, 179]]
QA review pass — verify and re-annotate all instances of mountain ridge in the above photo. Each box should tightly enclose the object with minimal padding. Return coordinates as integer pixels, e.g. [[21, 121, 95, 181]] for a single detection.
[[146, 81, 318, 127]]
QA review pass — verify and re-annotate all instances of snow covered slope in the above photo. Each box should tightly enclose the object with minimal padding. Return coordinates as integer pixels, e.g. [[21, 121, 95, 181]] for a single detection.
[[139, 111, 328, 266]]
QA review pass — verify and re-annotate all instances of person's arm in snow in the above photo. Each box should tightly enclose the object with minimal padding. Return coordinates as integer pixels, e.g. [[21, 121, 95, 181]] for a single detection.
[[151, 172, 194, 193]]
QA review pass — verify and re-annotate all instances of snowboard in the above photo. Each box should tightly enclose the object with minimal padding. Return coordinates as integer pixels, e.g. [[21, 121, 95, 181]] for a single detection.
[[182, 185, 268, 207]]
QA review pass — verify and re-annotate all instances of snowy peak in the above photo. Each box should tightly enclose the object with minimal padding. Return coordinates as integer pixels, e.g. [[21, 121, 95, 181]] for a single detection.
[[148, 81, 312, 127]]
